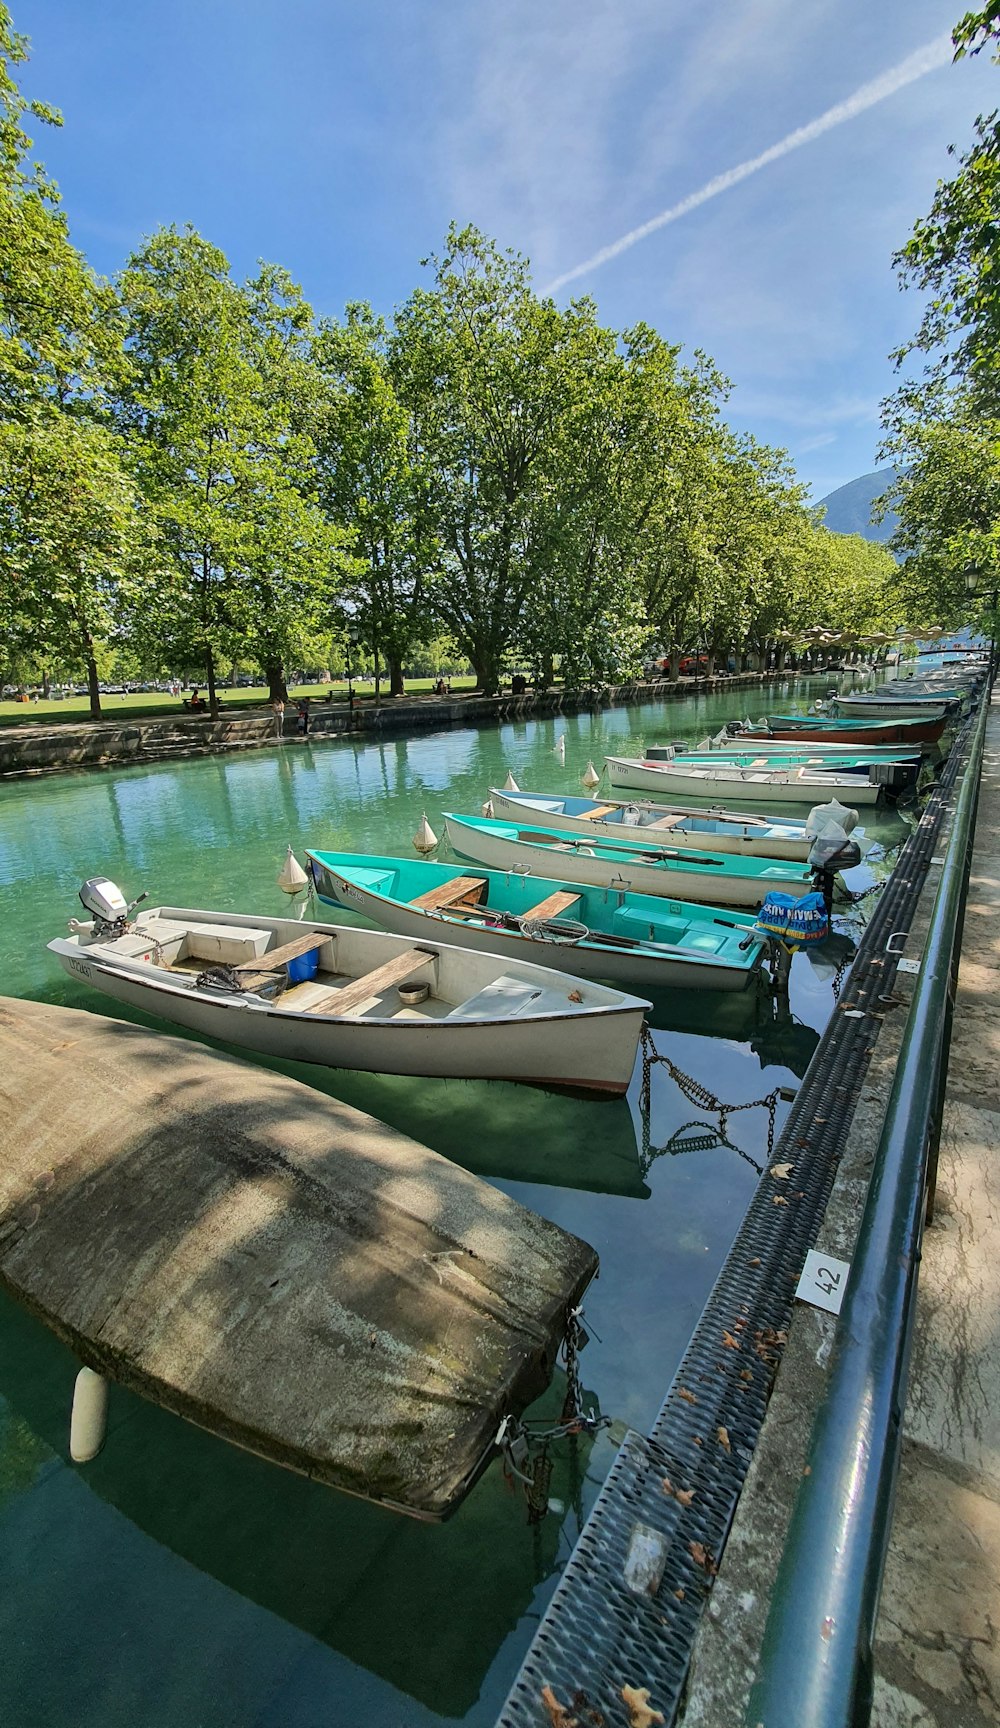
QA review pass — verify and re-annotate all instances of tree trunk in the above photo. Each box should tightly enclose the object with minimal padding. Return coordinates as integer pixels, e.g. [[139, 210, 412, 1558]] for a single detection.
[[706, 650, 717, 676], [388, 653, 405, 697], [86, 651, 102, 722], [265, 660, 288, 704], [669, 650, 681, 680], [373, 641, 381, 708], [470, 649, 500, 695], [41, 667, 51, 700], [206, 648, 219, 720], [540, 652, 555, 689]]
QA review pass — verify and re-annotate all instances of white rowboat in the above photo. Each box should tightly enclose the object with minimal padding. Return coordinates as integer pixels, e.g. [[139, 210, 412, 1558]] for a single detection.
[[604, 754, 885, 805], [49, 897, 650, 1096], [488, 788, 862, 864]]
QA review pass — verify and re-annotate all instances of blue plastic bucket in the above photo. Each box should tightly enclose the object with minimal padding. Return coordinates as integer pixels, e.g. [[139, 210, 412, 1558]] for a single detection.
[[287, 949, 320, 985]]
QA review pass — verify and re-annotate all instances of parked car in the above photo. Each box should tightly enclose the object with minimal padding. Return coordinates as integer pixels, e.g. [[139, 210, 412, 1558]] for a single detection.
[[679, 654, 709, 675]]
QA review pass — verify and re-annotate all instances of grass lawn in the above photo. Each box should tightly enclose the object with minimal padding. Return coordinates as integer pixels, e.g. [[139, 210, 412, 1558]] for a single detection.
[[0, 676, 483, 728]]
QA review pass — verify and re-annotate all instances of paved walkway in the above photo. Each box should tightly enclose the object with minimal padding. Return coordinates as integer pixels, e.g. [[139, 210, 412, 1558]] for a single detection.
[[872, 696, 1000, 1727]]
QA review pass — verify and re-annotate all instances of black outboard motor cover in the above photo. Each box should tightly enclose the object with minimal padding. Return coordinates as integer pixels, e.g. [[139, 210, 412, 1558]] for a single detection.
[[807, 834, 863, 872]]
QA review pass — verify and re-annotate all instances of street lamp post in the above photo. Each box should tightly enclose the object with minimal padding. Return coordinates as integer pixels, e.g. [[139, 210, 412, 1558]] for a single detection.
[[963, 563, 997, 667]]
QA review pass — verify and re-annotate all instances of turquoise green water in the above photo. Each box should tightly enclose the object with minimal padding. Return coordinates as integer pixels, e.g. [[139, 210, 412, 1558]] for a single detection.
[[0, 678, 904, 1728]]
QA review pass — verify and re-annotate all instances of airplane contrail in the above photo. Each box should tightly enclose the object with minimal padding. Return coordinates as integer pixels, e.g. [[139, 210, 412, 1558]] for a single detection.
[[543, 33, 954, 295]]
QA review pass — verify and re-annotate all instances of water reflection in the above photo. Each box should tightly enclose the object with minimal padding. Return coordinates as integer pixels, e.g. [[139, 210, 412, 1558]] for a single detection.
[[0, 676, 895, 1728], [0, 1296, 598, 1718]]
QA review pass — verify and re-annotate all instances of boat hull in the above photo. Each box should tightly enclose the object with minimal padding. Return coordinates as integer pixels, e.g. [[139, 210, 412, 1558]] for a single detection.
[[831, 697, 952, 721], [488, 789, 826, 862], [444, 814, 814, 908], [309, 858, 763, 993], [762, 717, 946, 746], [49, 913, 647, 1096], [604, 755, 884, 805]]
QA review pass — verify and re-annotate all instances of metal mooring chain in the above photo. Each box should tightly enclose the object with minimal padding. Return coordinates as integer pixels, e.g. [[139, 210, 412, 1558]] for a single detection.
[[639, 1026, 795, 1163], [495, 1306, 611, 1520], [639, 1117, 767, 1178], [830, 951, 853, 999]]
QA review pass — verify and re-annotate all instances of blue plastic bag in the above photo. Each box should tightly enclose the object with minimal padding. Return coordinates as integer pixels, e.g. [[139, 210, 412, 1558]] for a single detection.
[[754, 890, 829, 948]]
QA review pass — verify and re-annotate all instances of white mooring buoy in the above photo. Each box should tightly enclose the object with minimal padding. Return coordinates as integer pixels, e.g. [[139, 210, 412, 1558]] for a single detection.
[[481, 799, 494, 818], [412, 812, 439, 854], [582, 760, 601, 790], [503, 770, 520, 793], [277, 845, 309, 896], [70, 1366, 109, 1462]]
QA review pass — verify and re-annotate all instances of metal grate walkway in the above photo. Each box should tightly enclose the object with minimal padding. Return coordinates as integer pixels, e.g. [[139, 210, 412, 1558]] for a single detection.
[[495, 722, 974, 1728]]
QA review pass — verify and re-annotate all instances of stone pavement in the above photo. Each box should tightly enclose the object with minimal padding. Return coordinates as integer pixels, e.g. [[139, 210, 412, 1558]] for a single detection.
[[679, 693, 1000, 1727], [872, 697, 1000, 1727]]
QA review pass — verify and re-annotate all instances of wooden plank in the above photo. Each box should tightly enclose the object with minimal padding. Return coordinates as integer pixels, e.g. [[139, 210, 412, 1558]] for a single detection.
[[648, 814, 684, 830], [410, 876, 487, 911], [307, 947, 437, 1017], [576, 804, 618, 820], [0, 997, 597, 1521], [235, 930, 327, 973], [521, 890, 582, 921]]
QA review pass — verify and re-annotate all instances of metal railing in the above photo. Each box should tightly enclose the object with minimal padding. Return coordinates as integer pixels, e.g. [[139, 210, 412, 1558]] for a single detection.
[[745, 684, 991, 1727]]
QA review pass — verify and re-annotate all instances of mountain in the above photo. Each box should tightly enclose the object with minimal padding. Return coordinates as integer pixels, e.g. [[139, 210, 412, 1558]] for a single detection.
[[816, 467, 900, 542]]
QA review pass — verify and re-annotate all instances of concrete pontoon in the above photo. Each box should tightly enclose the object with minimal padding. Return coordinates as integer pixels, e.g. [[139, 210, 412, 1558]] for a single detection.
[[0, 997, 598, 1520]]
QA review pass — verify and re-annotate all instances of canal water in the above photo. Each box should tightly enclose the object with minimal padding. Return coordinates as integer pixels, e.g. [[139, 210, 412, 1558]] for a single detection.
[[0, 678, 905, 1728]]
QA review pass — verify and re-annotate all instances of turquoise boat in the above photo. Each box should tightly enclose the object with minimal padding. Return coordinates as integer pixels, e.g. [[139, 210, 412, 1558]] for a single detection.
[[307, 851, 766, 992], [441, 811, 817, 909], [659, 745, 921, 774]]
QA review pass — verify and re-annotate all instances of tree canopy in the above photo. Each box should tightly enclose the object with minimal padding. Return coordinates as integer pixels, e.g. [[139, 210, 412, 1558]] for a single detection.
[[0, 9, 902, 707]]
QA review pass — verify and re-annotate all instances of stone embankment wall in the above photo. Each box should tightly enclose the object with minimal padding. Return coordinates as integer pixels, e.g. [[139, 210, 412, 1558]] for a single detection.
[[0, 671, 786, 780]]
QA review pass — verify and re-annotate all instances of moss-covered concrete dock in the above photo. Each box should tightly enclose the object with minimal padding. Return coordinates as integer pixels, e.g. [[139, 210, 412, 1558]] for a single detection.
[[0, 998, 597, 1521]]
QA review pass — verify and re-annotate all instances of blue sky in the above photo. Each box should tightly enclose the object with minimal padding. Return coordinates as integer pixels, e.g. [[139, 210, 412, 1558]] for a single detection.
[[18, 0, 998, 502]]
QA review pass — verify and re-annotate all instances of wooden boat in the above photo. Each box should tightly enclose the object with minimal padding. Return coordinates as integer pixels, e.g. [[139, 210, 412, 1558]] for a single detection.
[[604, 754, 885, 805], [48, 889, 649, 1096], [488, 787, 862, 865], [660, 743, 921, 778], [0, 997, 597, 1521], [830, 695, 953, 721], [443, 811, 817, 908], [755, 713, 947, 746], [307, 851, 766, 992]]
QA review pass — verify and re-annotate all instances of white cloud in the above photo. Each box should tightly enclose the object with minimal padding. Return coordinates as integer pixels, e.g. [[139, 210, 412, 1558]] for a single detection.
[[733, 392, 881, 430], [542, 32, 953, 293]]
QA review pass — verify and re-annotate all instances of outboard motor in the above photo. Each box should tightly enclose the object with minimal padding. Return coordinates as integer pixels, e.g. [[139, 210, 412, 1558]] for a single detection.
[[77, 878, 147, 939]]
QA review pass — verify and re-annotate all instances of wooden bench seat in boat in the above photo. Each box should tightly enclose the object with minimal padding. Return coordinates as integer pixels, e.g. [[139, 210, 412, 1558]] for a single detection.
[[519, 890, 582, 921], [648, 814, 684, 830], [576, 804, 618, 820], [410, 876, 487, 912], [304, 948, 437, 1018], [236, 931, 328, 974]]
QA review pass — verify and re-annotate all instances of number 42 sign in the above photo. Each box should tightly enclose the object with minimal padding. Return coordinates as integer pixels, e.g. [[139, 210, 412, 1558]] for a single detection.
[[795, 1249, 851, 1315]]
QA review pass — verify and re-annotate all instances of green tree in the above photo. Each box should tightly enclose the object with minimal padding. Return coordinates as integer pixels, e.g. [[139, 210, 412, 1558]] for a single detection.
[[114, 228, 348, 716], [311, 303, 435, 699], [882, 408, 1000, 628], [391, 225, 575, 694], [0, 416, 149, 718], [0, 5, 106, 419]]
